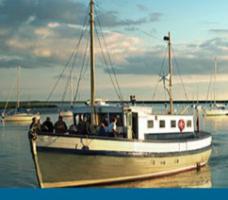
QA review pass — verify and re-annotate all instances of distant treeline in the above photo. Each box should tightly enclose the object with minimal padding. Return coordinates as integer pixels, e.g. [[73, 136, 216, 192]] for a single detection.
[[1, 100, 228, 109], [0, 101, 58, 109]]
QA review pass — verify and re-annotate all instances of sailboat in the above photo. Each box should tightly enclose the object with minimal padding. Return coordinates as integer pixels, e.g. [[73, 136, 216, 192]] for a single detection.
[[204, 58, 228, 116], [59, 75, 74, 118], [1, 66, 40, 122], [29, 0, 212, 188]]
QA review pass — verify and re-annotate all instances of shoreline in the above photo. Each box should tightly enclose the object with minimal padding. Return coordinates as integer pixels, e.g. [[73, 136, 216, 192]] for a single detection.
[[0, 100, 227, 110]]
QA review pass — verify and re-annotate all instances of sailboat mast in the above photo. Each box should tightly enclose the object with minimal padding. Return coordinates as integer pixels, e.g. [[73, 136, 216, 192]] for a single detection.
[[70, 74, 73, 106], [16, 66, 20, 110], [90, 0, 96, 125], [214, 57, 217, 105], [164, 32, 174, 114]]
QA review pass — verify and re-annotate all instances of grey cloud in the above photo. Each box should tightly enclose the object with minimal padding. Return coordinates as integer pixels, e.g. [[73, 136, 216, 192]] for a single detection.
[[149, 12, 162, 22], [0, 0, 159, 30], [136, 4, 148, 12], [108, 54, 222, 76], [0, 0, 88, 27], [209, 29, 228, 34], [95, 11, 148, 27], [104, 36, 228, 76], [0, 54, 62, 69], [200, 37, 228, 55]]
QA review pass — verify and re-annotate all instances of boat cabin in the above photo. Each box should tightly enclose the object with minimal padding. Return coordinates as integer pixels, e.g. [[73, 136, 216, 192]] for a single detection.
[[72, 103, 195, 141]]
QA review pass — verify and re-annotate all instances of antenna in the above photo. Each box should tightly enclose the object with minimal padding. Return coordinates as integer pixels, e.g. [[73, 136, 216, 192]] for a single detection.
[[164, 32, 173, 114]]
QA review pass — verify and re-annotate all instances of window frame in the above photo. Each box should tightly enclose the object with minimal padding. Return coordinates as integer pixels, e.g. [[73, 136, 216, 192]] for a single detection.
[[147, 120, 154, 129], [159, 120, 166, 128], [171, 120, 176, 128]]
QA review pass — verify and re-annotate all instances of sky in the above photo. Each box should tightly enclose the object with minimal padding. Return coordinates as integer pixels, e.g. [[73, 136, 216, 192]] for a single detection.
[[1, 0, 228, 101]]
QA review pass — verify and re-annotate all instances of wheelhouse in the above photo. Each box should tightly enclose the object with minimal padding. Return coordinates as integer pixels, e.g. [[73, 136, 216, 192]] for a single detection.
[[72, 103, 195, 141]]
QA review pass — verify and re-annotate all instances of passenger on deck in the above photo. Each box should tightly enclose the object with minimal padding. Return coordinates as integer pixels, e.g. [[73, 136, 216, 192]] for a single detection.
[[99, 117, 109, 136], [30, 118, 41, 133], [41, 117, 54, 133], [103, 116, 109, 132], [99, 122, 107, 136], [69, 124, 78, 134], [79, 116, 90, 135], [54, 116, 68, 134], [107, 117, 118, 137], [29, 117, 37, 130]]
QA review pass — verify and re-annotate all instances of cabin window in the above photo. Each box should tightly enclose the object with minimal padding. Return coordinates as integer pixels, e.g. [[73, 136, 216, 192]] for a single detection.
[[187, 120, 192, 128], [159, 120, 165, 128], [171, 120, 176, 128], [147, 120, 154, 128]]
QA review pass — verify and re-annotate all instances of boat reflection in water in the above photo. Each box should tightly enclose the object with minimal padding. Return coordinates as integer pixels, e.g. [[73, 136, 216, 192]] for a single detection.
[[104, 165, 211, 188]]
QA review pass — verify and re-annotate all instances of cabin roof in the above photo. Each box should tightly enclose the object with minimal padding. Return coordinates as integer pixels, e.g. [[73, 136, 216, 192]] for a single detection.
[[72, 104, 123, 113], [72, 104, 194, 118]]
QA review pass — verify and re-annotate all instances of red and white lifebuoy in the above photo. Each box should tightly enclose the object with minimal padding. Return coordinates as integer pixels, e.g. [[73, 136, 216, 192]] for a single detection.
[[178, 119, 185, 133]]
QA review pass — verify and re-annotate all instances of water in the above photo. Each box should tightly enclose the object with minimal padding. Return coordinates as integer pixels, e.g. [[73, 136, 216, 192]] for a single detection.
[[0, 105, 228, 188]]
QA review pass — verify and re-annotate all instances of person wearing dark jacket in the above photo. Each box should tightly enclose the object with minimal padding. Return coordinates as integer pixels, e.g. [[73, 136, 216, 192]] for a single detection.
[[41, 117, 54, 133], [54, 116, 67, 134]]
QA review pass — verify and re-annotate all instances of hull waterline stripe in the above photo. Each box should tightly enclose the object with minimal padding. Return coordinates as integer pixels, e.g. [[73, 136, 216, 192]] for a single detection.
[[36, 145, 212, 158]]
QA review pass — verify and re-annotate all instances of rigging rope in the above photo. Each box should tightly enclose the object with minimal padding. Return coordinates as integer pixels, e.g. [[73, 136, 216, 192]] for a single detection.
[[61, 22, 89, 104], [2, 79, 17, 114], [206, 66, 214, 103], [171, 47, 189, 101], [73, 32, 90, 102], [94, 7, 124, 101], [95, 27, 123, 101], [46, 5, 90, 102], [152, 47, 167, 100]]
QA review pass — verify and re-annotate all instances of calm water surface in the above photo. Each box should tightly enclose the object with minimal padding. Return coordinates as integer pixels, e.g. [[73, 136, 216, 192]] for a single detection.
[[0, 105, 228, 188]]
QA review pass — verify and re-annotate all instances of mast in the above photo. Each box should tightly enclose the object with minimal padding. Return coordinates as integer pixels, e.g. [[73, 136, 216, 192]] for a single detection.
[[214, 57, 217, 106], [164, 32, 174, 114], [16, 66, 20, 110], [70, 74, 73, 107], [90, 0, 96, 125]]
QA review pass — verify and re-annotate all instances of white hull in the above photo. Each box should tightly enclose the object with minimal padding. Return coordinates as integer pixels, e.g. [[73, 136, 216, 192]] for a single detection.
[[3, 113, 40, 122], [59, 111, 73, 117], [36, 133, 211, 154], [31, 132, 212, 188], [204, 109, 228, 116]]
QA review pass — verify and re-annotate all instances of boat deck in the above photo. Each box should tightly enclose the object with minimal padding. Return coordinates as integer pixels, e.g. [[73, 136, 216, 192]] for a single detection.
[[35, 131, 210, 143]]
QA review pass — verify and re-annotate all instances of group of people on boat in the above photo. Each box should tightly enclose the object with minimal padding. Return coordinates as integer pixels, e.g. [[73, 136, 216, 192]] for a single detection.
[[29, 114, 120, 137], [68, 115, 121, 137], [29, 116, 67, 134]]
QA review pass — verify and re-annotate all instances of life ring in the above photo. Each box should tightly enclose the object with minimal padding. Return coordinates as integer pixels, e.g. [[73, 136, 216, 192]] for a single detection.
[[178, 119, 185, 133]]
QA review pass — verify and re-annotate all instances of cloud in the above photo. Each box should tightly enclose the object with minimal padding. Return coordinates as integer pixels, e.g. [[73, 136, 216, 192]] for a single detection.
[[0, 0, 88, 27], [104, 35, 228, 76], [209, 29, 228, 35], [149, 12, 163, 22], [0, 0, 162, 70], [95, 11, 148, 27], [136, 4, 148, 12], [1, 0, 228, 80]]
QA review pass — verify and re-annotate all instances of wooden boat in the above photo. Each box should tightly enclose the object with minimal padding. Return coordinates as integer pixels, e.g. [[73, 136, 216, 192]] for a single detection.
[[31, 105, 211, 188], [29, 0, 212, 188]]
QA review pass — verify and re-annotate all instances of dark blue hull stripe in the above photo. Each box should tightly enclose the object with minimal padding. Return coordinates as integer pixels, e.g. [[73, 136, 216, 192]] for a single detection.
[[37, 145, 212, 158]]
